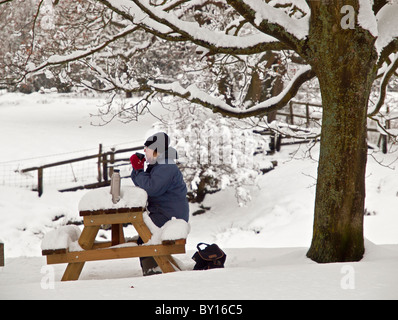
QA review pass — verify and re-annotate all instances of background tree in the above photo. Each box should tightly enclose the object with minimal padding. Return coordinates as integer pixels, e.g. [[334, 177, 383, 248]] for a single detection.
[[1, 0, 398, 263]]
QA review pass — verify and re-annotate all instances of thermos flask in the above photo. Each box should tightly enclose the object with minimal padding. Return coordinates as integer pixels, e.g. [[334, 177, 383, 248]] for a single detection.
[[110, 169, 121, 204]]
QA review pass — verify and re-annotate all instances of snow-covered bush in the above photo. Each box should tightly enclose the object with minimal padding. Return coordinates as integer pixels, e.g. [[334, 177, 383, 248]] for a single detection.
[[155, 103, 260, 206]]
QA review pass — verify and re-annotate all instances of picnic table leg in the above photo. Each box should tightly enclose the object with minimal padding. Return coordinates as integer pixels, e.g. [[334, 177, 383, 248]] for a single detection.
[[131, 212, 177, 274], [79, 225, 100, 250], [61, 225, 100, 281], [153, 256, 177, 273], [61, 263, 85, 281], [111, 224, 125, 246], [167, 255, 182, 271]]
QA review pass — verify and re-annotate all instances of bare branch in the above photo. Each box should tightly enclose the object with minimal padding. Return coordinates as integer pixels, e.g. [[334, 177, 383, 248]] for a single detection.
[[24, 0, 45, 69]]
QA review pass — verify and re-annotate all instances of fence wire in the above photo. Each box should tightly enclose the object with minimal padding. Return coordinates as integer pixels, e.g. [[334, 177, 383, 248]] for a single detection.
[[0, 144, 139, 193]]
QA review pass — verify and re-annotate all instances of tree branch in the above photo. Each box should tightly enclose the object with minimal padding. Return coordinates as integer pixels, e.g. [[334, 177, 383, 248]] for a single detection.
[[126, 65, 316, 119], [226, 0, 309, 52], [369, 53, 398, 117], [373, 0, 389, 14], [97, 0, 290, 54], [378, 38, 398, 70]]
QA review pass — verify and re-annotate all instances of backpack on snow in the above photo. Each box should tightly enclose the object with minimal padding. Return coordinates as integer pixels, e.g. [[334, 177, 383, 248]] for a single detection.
[[192, 243, 226, 270]]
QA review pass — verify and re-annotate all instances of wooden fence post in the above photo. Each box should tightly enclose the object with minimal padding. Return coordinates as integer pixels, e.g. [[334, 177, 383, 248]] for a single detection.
[[289, 101, 294, 125], [109, 148, 115, 177], [381, 134, 388, 154], [0, 243, 4, 267], [98, 143, 102, 183], [306, 103, 310, 128], [38, 167, 43, 197], [102, 153, 108, 182]]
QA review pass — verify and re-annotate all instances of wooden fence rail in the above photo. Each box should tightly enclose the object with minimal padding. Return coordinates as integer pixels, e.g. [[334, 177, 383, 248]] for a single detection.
[[266, 100, 392, 154], [21, 144, 143, 197], [19, 101, 394, 196], [284, 100, 322, 127]]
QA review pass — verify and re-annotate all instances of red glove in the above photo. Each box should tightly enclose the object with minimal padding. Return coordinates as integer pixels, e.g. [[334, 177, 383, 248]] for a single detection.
[[130, 154, 146, 170]]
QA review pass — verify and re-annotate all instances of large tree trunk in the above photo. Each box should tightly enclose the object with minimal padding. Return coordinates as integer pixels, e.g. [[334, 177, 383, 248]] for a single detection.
[[306, 2, 378, 262]]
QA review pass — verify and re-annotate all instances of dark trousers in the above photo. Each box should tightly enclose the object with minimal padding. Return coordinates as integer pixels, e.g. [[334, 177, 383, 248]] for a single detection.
[[137, 236, 160, 276]]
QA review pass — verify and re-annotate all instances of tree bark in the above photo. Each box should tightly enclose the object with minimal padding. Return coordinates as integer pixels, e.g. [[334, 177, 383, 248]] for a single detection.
[[306, 2, 378, 262]]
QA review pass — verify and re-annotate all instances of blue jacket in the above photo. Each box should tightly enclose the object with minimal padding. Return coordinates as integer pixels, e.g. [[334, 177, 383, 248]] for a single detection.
[[131, 148, 189, 227]]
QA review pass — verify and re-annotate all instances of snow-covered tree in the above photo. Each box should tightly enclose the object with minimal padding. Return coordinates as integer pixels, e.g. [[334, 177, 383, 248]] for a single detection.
[[0, 0, 119, 91], [2, 0, 398, 263]]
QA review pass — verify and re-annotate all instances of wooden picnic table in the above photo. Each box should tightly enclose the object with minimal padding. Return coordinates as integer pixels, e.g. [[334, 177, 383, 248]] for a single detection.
[[42, 187, 186, 281]]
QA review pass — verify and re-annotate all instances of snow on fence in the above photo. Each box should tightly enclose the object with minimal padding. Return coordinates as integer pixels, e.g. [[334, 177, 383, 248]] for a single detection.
[[0, 144, 143, 197]]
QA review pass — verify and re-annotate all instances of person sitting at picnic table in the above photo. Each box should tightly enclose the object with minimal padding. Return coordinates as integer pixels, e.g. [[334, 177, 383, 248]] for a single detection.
[[130, 132, 189, 276]]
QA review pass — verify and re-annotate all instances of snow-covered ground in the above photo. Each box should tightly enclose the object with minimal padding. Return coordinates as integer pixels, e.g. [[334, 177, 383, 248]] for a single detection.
[[0, 92, 398, 300]]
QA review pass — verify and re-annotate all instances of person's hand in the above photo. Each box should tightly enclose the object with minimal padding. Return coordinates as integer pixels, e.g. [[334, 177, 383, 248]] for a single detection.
[[130, 153, 146, 170]]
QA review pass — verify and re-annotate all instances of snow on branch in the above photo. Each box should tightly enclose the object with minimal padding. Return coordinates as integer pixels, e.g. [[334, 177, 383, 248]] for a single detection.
[[226, 0, 309, 51], [376, 3, 398, 55], [358, 0, 378, 37], [138, 65, 315, 118], [158, 0, 223, 12], [98, 0, 290, 54], [236, 0, 309, 39]]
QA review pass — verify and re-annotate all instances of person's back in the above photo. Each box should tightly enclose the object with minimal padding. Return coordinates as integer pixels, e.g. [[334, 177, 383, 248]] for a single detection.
[[129, 132, 189, 275]]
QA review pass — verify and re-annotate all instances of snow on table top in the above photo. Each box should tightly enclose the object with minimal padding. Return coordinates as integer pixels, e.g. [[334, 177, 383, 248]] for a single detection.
[[41, 225, 81, 251], [78, 186, 148, 212]]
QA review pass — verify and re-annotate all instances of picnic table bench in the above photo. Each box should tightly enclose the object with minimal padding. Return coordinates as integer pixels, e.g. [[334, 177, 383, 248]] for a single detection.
[[41, 187, 188, 281]]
